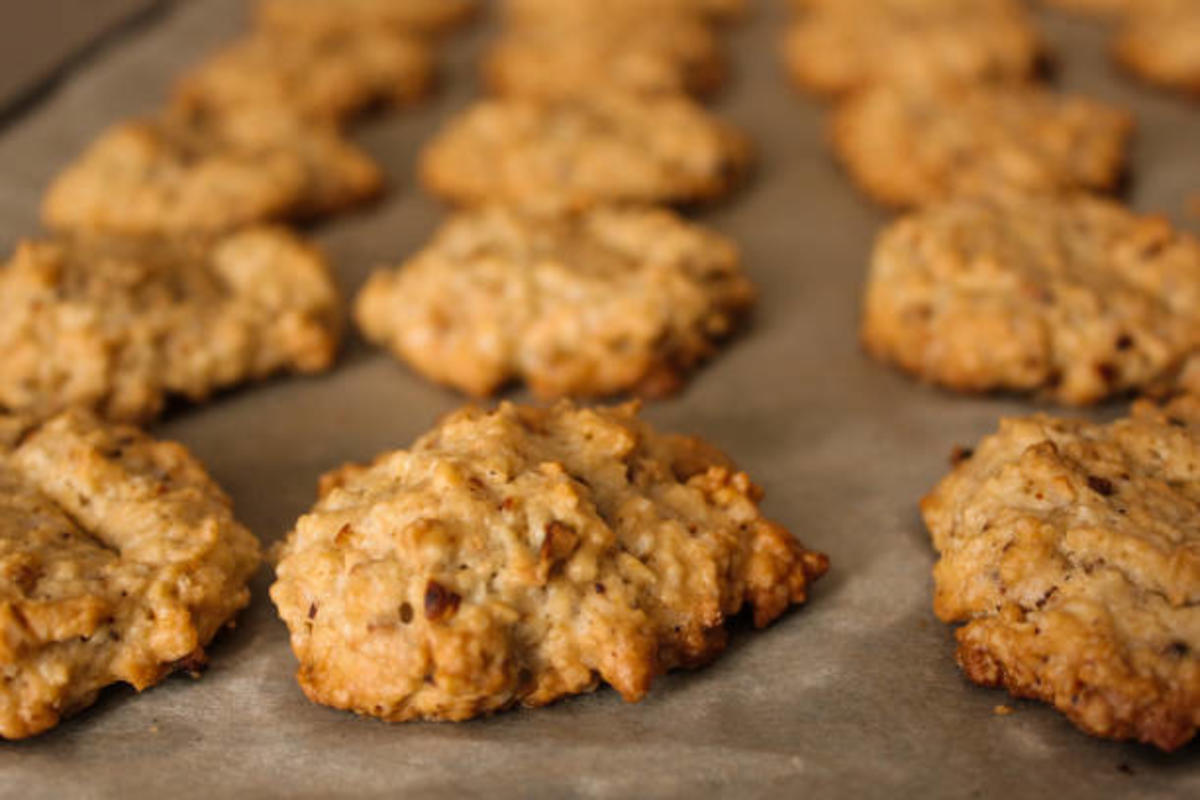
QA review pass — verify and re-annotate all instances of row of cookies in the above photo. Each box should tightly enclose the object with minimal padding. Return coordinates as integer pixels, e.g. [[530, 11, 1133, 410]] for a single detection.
[[781, 0, 1200, 750], [272, 0, 830, 725], [355, 0, 757, 400], [1048, 0, 1200, 96], [0, 0, 477, 739]]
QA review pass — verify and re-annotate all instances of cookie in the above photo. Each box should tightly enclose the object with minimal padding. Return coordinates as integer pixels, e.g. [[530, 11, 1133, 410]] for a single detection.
[[860, 195, 1200, 406], [482, 15, 726, 100], [355, 206, 754, 398], [271, 401, 828, 722], [0, 408, 260, 739], [42, 110, 382, 235], [501, 0, 748, 25], [783, 0, 1043, 98], [419, 94, 752, 209], [0, 227, 342, 423], [1042, 0, 1137, 16], [255, 0, 477, 37], [1113, 1, 1200, 96], [922, 394, 1200, 751], [173, 29, 434, 126], [830, 83, 1133, 208]]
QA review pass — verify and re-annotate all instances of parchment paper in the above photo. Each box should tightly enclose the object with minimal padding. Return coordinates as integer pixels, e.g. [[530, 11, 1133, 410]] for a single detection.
[[0, 1, 1198, 797]]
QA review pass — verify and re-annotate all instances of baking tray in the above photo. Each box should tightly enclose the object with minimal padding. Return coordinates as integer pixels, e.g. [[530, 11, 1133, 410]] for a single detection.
[[0, 1, 1198, 796]]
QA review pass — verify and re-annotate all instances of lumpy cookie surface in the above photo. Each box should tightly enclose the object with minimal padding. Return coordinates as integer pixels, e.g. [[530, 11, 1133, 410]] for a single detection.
[[174, 29, 433, 126], [42, 110, 382, 235], [419, 93, 751, 210], [271, 402, 828, 722], [355, 206, 754, 398], [831, 84, 1132, 208], [256, 0, 477, 36], [0, 227, 341, 423], [0, 409, 260, 739], [922, 395, 1200, 751], [861, 195, 1200, 406], [783, 0, 1042, 97]]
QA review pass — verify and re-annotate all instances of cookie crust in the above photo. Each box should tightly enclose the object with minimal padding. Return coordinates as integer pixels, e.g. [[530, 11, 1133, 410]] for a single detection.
[[271, 401, 828, 722], [860, 195, 1200, 405], [0, 227, 342, 423], [922, 395, 1200, 751], [0, 409, 260, 739], [830, 84, 1132, 208], [419, 94, 752, 210], [355, 206, 755, 398]]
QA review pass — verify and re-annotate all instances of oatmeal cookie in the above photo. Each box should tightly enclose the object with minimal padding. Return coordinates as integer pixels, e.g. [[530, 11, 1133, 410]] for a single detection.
[[271, 401, 828, 722], [42, 109, 382, 236], [830, 83, 1132, 208], [0, 409, 260, 739], [482, 14, 726, 100], [256, 0, 477, 37], [355, 206, 754, 398], [173, 29, 434, 126], [922, 394, 1200, 751], [860, 195, 1200, 405], [783, 0, 1043, 98], [1113, 1, 1200, 96], [0, 227, 341, 423], [502, 0, 748, 25], [419, 94, 751, 210], [1042, 0, 1138, 16]]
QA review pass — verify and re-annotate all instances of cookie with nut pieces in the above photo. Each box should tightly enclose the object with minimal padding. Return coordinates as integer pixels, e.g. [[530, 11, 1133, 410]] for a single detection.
[[860, 194, 1200, 405], [173, 29, 433, 126], [270, 401, 828, 722], [0, 227, 341, 424], [0, 409, 260, 739], [355, 205, 754, 399], [420, 93, 751, 210], [830, 83, 1133, 208], [783, 0, 1043, 98], [42, 109, 382, 236], [256, 0, 477, 37], [922, 394, 1200, 751]]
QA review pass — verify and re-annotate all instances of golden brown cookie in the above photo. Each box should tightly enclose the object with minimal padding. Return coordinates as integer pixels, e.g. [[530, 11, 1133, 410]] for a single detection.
[[1113, 1, 1200, 97], [271, 401, 828, 722], [860, 195, 1200, 405], [355, 205, 754, 398], [482, 14, 726, 100], [0, 409, 260, 739], [922, 394, 1200, 751], [501, 0, 748, 25], [173, 29, 434, 126], [42, 110, 382, 236], [783, 0, 1043, 98], [0, 227, 342, 423], [256, 0, 477, 37], [830, 83, 1133, 208], [419, 94, 752, 210], [1042, 0, 1138, 15]]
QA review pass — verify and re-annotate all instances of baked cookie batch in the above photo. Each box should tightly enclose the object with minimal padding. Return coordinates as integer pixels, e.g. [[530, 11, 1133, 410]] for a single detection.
[[784, 0, 1199, 750], [0, 0, 1195, 757]]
